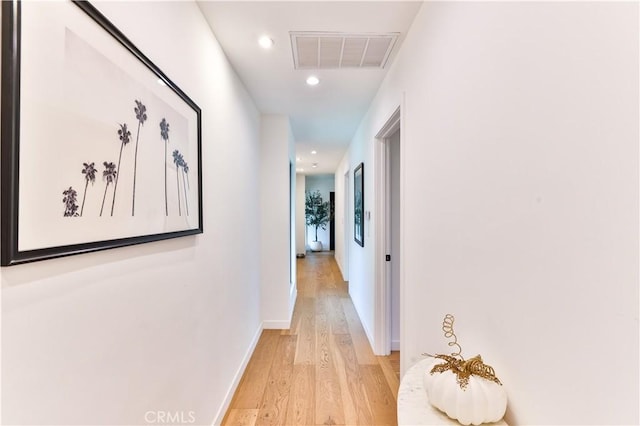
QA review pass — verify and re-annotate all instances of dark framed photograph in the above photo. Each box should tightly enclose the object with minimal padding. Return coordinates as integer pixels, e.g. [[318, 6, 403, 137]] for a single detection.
[[1, 1, 203, 266], [354, 162, 364, 247]]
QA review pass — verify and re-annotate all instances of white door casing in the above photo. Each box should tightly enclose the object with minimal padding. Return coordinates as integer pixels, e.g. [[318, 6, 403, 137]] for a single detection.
[[373, 102, 404, 356]]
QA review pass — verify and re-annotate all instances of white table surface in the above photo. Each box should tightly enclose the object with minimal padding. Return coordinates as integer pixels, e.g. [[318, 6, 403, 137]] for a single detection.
[[397, 358, 508, 426]]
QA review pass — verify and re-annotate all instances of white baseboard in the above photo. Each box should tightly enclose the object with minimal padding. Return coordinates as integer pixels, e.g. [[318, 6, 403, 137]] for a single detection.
[[212, 323, 263, 426], [391, 340, 400, 351], [334, 254, 348, 281], [262, 320, 290, 329], [289, 282, 297, 320], [262, 286, 297, 330], [360, 318, 377, 355]]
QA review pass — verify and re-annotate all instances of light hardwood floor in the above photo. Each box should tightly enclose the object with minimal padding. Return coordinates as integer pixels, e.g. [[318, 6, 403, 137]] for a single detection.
[[223, 252, 400, 426]]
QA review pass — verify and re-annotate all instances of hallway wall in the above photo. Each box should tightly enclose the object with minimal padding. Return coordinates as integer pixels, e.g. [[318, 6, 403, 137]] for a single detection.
[[260, 115, 296, 328], [344, 2, 639, 424], [1, 2, 262, 424]]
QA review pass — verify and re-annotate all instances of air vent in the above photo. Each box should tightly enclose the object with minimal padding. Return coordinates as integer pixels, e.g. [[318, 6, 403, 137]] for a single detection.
[[290, 32, 399, 69]]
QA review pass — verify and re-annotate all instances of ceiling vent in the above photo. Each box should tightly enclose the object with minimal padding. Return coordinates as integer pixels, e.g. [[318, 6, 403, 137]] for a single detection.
[[290, 31, 399, 69]]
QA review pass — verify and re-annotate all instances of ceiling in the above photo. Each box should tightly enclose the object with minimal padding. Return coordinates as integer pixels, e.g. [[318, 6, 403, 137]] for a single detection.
[[197, 1, 423, 175]]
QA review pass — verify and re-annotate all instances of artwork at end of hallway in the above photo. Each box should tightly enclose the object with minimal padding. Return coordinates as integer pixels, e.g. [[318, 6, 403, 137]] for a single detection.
[[354, 162, 364, 247], [0, 0, 203, 266], [421, 314, 508, 426], [305, 190, 331, 251]]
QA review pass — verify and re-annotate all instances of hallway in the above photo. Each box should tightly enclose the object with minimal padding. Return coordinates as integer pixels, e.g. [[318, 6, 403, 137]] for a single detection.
[[223, 253, 400, 425]]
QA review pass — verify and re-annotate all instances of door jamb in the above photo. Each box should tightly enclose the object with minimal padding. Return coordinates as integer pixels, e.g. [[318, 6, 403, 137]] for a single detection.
[[343, 170, 350, 281], [374, 105, 402, 355]]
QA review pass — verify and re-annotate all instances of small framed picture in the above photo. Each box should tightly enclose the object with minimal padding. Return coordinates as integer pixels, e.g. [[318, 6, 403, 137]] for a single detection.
[[354, 162, 364, 247]]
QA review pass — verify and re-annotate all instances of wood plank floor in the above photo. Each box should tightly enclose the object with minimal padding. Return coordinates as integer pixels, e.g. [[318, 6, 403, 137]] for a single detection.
[[223, 252, 400, 426]]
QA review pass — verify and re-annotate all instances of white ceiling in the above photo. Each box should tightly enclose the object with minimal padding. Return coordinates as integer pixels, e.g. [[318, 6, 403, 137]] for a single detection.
[[197, 1, 422, 175]]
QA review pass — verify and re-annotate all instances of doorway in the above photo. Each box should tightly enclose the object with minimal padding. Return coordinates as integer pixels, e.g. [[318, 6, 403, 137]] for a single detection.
[[304, 174, 335, 252], [374, 106, 402, 356], [342, 171, 350, 281], [388, 129, 400, 351], [330, 191, 335, 251]]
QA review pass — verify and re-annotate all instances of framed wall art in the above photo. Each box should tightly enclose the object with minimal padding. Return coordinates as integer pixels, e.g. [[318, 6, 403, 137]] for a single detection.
[[354, 162, 364, 247], [1, 0, 203, 266]]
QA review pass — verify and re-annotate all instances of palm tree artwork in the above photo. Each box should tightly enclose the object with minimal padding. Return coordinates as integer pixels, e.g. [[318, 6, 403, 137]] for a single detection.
[[171, 149, 190, 216], [131, 100, 148, 216], [160, 118, 170, 216], [111, 123, 131, 216], [183, 161, 190, 190], [172, 149, 183, 216], [56, 105, 193, 220], [100, 162, 117, 217], [80, 162, 97, 216], [62, 187, 79, 217], [181, 160, 189, 216]]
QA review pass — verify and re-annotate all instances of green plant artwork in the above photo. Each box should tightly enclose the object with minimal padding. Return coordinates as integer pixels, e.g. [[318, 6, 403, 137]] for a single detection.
[[305, 190, 331, 242]]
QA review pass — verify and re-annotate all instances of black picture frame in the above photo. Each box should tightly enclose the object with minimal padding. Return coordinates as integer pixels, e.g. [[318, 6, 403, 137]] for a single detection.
[[354, 162, 364, 247], [1, 1, 203, 266]]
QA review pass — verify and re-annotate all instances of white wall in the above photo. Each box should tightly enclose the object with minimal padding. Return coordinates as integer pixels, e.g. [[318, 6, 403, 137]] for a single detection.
[[1, 2, 263, 425], [260, 115, 296, 328], [342, 125, 377, 348], [295, 174, 306, 255], [344, 2, 639, 424], [304, 175, 335, 251]]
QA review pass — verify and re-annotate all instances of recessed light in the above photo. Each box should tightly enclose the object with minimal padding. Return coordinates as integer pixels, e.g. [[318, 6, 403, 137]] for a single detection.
[[297, 168, 304, 172], [258, 35, 274, 49], [296, 157, 301, 161], [311, 150, 317, 155], [312, 163, 318, 168], [306, 76, 320, 86]]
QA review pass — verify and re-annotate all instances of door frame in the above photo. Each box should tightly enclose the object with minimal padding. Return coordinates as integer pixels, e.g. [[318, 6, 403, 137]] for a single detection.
[[329, 191, 335, 250], [343, 170, 350, 280], [373, 103, 403, 355]]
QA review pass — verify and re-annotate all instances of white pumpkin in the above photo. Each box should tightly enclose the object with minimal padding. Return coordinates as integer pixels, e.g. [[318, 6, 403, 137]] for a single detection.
[[423, 356, 507, 426]]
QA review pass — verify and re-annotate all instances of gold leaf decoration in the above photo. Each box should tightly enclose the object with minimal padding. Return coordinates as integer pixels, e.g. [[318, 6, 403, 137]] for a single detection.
[[430, 354, 502, 389], [423, 314, 503, 389]]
